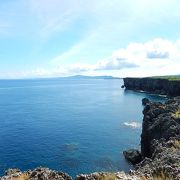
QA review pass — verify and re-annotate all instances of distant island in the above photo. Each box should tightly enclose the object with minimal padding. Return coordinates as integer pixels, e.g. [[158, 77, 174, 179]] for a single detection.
[[59, 75, 121, 80]]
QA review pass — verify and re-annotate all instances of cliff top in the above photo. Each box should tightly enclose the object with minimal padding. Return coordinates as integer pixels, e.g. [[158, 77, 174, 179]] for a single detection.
[[152, 76, 180, 81], [124, 76, 180, 81]]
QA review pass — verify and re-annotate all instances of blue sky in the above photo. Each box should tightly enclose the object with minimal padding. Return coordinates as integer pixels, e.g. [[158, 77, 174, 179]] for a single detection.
[[0, 0, 180, 78]]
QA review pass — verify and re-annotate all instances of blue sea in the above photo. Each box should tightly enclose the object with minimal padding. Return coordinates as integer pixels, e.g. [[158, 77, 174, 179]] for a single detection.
[[0, 78, 165, 177]]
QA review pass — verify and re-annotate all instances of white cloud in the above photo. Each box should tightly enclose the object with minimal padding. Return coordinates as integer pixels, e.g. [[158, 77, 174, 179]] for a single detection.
[[1, 0, 180, 78], [49, 38, 180, 77]]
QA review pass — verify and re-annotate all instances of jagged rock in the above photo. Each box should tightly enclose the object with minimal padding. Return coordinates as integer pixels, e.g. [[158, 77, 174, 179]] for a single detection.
[[0, 167, 72, 180], [141, 97, 180, 158], [135, 137, 180, 180], [75, 172, 141, 180], [5, 169, 21, 176], [123, 149, 142, 165]]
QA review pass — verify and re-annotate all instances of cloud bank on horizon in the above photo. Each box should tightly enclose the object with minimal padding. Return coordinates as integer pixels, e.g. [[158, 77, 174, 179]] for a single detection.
[[0, 0, 180, 78]]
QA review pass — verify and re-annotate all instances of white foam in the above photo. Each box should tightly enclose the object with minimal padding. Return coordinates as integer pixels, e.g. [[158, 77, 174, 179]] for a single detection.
[[123, 122, 141, 128]]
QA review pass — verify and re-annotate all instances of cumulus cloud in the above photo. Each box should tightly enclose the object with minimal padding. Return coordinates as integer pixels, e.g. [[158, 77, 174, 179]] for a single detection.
[[50, 38, 180, 77], [94, 58, 138, 70], [146, 51, 169, 59]]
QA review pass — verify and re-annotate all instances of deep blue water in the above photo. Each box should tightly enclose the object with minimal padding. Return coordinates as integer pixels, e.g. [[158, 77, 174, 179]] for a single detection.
[[0, 78, 165, 177]]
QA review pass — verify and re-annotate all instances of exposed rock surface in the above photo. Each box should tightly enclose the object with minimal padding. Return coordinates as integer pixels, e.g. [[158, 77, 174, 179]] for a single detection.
[[141, 97, 180, 158], [123, 97, 180, 179], [0, 167, 72, 180], [123, 77, 180, 96], [75, 172, 140, 180], [135, 137, 180, 180]]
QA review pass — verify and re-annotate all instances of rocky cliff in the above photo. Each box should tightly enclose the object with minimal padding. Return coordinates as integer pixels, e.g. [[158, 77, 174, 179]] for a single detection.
[[123, 97, 180, 179], [135, 97, 180, 179], [123, 77, 180, 96]]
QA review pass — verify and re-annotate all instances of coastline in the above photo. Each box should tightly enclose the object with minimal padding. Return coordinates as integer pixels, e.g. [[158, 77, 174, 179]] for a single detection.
[[1, 79, 180, 179], [1, 97, 179, 179]]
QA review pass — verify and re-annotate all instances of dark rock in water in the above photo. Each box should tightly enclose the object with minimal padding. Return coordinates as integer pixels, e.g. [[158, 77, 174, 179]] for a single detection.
[[121, 85, 125, 88], [142, 98, 150, 106], [123, 149, 142, 165]]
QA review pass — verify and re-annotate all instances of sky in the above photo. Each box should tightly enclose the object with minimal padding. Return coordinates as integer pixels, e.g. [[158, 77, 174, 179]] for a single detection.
[[0, 0, 180, 79]]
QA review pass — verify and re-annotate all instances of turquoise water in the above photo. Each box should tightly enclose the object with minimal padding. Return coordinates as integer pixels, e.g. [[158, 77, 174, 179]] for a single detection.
[[0, 78, 165, 177]]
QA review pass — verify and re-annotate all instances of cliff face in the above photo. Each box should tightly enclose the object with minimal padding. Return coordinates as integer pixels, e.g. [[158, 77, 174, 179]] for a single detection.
[[135, 97, 180, 179], [123, 77, 180, 96], [141, 98, 180, 158]]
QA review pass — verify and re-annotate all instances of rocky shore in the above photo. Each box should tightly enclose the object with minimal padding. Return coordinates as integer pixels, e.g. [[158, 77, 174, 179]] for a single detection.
[[123, 77, 180, 96], [134, 97, 180, 179], [1, 97, 180, 179]]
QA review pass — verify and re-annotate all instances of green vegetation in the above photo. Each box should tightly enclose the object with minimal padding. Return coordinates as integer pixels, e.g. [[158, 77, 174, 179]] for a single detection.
[[172, 107, 180, 118], [139, 170, 174, 180], [151, 75, 180, 81], [151, 171, 174, 180], [97, 174, 117, 180]]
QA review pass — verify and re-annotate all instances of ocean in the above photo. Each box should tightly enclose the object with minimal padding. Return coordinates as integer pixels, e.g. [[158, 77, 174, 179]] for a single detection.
[[0, 78, 165, 177]]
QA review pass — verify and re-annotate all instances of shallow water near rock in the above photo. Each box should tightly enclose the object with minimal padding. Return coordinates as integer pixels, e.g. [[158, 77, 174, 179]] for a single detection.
[[0, 78, 166, 177]]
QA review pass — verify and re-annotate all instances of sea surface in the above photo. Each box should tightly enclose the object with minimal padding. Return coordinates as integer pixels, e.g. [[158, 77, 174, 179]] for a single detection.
[[0, 78, 166, 177]]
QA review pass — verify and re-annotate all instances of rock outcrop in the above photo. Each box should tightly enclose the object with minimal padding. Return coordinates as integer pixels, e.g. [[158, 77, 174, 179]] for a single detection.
[[141, 97, 180, 158], [135, 137, 180, 180], [123, 77, 180, 96], [123, 97, 180, 179], [0, 167, 72, 180], [123, 149, 142, 165], [75, 172, 140, 180], [136, 97, 180, 180]]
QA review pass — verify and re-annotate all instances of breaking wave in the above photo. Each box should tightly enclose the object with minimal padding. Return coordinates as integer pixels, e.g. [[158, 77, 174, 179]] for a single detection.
[[123, 122, 141, 129]]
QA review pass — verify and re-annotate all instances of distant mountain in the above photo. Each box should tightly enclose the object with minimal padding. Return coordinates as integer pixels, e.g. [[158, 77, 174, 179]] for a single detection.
[[65, 75, 121, 79]]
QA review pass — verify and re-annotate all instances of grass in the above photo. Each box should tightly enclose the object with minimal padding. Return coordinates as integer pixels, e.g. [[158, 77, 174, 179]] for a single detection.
[[151, 171, 174, 180], [139, 171, 174, 180], [12, 173, 29, 180], [173, 140, 180, 149], [151, 76, 180, 81], [97, 174, 117, 180], [172, 107, 180, 118]]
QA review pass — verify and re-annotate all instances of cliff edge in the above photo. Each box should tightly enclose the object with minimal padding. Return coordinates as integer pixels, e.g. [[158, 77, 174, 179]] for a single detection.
[[123, 77, 180, 96]]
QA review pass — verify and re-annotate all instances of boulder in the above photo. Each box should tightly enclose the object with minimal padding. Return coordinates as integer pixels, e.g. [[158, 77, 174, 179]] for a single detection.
[[142, 98, 150, 106], [123, 149, 142, 165]]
